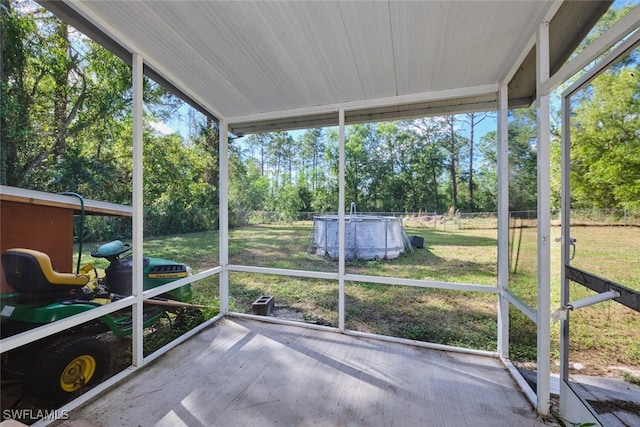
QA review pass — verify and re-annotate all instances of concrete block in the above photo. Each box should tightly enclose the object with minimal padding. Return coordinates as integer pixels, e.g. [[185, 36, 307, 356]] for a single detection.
[[252, 295, 274, 316]]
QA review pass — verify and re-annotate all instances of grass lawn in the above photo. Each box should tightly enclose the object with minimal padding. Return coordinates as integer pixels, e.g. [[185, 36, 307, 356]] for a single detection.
[[80, 222, 640, 381]]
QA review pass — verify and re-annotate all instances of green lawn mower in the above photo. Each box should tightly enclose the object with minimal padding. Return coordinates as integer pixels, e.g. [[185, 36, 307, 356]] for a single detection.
[[0, 239, 201, 409]]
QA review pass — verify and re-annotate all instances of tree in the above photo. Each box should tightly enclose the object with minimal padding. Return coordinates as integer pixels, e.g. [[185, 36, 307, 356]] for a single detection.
[[1, 2, 134, 194], [404, 117, 448, 212], [143, 126, 218, 235], [19, 14, 87, 184], [244, 133, 270, 176], [299, 128, 324, 194], [478, 107, 538, 212], [570, 65, 640, 208], [229, 156, 269, 225], [190, 115, 220, 208], [266, 131, 296, 188], [344, 124, 377, 210], [3, 0, 223, 238], [1, 1, 38, 185], [316, 128, 339, 212], [442, 115, 468, 210], [461, 112, 489, 210]]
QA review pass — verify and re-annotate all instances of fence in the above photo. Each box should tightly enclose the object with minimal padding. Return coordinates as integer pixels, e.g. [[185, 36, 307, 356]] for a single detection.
[[239, 208, 640, 230], [413, 209, 640, 230]]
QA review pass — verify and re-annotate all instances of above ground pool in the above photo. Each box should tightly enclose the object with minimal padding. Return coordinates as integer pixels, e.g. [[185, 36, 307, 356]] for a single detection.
[[310, 212, 407, 260]]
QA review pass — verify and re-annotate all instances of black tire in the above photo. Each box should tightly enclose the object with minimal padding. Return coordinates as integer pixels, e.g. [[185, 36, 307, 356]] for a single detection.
[[24, 336, 110, 408]]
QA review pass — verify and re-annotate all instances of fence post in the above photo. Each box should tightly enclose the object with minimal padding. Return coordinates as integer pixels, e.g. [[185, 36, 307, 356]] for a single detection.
[[457, 211, 461, 230]]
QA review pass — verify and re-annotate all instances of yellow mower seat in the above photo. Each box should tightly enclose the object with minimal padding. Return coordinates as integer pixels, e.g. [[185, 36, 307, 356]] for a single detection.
[[1, 248, 89, 294]]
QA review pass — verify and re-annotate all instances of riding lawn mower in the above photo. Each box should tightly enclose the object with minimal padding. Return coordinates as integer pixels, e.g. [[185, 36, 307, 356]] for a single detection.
[[0, 239, 202, 409]]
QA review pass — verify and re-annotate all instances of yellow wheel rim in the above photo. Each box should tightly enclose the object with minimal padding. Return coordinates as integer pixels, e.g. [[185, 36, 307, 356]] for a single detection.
[[60, 355, 97, 392]]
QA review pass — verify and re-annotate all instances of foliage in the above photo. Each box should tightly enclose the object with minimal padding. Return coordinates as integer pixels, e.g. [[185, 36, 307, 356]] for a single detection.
[[622, 371, 640, 386], [267, 180, 302, 223], [143, 131, 215, 235], [3, 1, 640, 238], [229, 157, 269, 226], [570, 64, 640, 209], [1, 1, 220, 240], [478, 106, 539, 211]]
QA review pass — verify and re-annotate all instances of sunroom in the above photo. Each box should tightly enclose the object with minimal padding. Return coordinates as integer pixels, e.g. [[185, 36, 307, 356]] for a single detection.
[[1, 1, 639, 426]]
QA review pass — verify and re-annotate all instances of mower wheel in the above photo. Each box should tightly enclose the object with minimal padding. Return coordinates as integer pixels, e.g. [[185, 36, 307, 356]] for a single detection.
[[24, 336, 110, 408]]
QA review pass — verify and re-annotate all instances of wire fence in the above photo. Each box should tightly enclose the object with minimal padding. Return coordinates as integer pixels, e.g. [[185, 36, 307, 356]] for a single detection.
[[241, 208, 640, 229], [409, 208, 640, 229]]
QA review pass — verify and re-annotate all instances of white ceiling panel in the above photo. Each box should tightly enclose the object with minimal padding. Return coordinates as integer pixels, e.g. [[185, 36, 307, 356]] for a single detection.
[[42, 0, 611, 134]]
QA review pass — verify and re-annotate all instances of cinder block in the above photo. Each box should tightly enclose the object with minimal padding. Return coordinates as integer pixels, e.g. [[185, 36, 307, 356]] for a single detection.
[[252, 295, 275, 316]]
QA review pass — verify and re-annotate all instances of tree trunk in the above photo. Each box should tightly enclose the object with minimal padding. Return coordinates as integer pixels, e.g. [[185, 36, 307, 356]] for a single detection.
[[205, 117, 219, 190], [469, 119, 474, 208], [447, 116, 458, 208], [52, 22, 71, 158], [464, 112, 487, 210]]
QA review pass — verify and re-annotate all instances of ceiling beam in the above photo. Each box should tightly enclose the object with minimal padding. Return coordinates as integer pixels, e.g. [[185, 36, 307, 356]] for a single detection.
[[228, 84, 498, 125]]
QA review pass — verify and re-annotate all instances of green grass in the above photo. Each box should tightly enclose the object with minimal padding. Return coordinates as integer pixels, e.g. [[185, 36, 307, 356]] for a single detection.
[[622, 371, 640, 386], [76, 222, 640, 378], [506, 224, 640, 375]]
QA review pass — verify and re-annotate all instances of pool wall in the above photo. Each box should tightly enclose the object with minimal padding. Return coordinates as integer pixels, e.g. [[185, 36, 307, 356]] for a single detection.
[[311, 215, 406, 260]]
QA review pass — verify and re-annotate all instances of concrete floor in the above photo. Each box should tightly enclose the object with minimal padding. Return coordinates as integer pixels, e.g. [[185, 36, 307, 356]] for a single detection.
[[57, 318, 555, 427]]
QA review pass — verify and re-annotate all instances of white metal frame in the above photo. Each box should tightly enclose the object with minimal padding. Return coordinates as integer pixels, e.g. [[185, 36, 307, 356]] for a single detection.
[[219, 119, 230, 315], [558, 21, 640, 426], [19, 48, 535, 427], [131, 52, 144, 368], [5, 5, 636, 426], [536, 19, 553, 416]]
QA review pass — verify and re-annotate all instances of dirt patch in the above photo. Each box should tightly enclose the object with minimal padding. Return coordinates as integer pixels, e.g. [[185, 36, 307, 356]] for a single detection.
[[268, 305, 334, 327]]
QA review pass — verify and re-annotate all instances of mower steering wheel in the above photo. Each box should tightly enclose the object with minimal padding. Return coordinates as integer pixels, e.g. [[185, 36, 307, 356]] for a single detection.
[[90, 242, 132, 258]]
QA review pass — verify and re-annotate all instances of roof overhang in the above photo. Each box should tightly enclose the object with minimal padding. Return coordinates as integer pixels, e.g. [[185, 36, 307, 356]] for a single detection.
[[39, 1, 611, 135], [0, 186, 133, 217]]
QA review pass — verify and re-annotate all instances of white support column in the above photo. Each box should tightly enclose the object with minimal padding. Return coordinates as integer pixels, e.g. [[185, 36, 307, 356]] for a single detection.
[[219, 120, 229, 314], [131, 52, 144, 366], [338, 108, 346, 332], [560, 88, 571, 386], [536, 21, 552, 417], [497, 83, 509, 359]]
